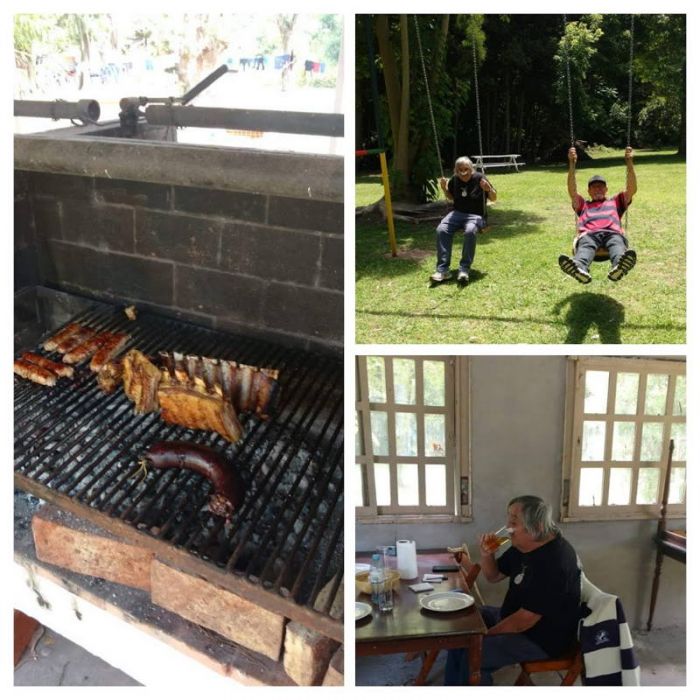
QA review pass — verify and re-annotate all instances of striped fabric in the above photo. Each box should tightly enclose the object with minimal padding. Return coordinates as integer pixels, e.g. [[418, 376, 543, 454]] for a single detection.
[[574, 193, 627, 238], [579, 577, 640, 686]]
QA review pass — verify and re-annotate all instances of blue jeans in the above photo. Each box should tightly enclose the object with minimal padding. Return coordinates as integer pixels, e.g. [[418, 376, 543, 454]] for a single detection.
[[444, 606, 550, 685], [574, 231, 629, 271], [436, 211, 484, 273]]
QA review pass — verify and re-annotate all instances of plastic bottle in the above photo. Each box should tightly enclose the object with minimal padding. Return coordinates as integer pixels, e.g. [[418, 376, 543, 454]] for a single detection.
[[369, 553, 384, 604]]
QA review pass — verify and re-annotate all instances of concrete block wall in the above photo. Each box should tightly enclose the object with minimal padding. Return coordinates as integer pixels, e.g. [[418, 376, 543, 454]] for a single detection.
[[15, 170, 343, 353]]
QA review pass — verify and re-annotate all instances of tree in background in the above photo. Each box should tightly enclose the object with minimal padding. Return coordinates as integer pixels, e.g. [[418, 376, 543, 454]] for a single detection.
[[356, 13, 685, 202]]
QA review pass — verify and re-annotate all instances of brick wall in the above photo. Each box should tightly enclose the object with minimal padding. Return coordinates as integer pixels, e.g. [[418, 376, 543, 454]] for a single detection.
[[15, 169, 343, 353]]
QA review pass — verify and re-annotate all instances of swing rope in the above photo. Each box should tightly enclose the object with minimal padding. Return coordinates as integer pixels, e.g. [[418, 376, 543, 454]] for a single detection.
[[413, 15, 444, 180]]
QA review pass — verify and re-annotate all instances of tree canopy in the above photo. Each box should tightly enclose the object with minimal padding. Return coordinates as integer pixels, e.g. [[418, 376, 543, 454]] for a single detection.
[[356, 14, 686, 201]]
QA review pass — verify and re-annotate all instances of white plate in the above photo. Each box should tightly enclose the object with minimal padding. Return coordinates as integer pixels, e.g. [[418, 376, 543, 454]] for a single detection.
[[419, 592, 475, 613], [355, 601, 372, 621]]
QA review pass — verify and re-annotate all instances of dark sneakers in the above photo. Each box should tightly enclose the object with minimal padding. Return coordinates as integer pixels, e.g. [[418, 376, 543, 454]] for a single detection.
[[558, 255, 592, 284], [608, 249, 637, 282]]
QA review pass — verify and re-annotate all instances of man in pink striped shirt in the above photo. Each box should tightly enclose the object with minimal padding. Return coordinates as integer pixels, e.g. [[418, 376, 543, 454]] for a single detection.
[[558, 147, 637, 283]]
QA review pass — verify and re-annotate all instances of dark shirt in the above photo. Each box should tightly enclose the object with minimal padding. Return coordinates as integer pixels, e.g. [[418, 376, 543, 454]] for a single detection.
[[448, 172, 486, 216], [497, 533, 581, 657]]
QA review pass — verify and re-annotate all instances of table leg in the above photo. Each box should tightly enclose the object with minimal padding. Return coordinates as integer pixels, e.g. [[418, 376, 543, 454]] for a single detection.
[[466, 637, 483, 685], [415, 649, 439, 685]]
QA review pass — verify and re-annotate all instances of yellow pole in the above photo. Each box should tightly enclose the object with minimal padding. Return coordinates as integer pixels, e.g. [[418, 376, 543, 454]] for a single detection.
[[379, 151, 398, 257]]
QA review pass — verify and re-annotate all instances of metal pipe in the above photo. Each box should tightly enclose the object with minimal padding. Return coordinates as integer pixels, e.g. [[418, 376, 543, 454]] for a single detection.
[[14, 99, 100, 123], [181, 64, 229, 105], [145, 105, 344, 137]]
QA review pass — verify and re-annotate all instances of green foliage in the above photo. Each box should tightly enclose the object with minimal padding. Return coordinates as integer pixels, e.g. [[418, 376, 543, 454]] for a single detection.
[[357, 13, 686, 194], [355, 150, 685, 344]]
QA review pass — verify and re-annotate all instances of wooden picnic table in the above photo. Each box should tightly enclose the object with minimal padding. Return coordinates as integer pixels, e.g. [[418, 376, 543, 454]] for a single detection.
[[355, 551, 487, 685], [472, 154, 525, 172]]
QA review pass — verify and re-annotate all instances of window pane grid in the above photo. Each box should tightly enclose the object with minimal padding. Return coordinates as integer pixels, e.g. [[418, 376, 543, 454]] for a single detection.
[[356, 356, 458, 517], [570, 359, 685, 519]]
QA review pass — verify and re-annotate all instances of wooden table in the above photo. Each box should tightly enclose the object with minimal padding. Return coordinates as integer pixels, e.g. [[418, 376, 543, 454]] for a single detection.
[[355, 552, 487, 685]]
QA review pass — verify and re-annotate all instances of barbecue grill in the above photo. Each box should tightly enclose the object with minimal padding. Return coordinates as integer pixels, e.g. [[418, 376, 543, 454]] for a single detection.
[[14, 297, 343, 642]]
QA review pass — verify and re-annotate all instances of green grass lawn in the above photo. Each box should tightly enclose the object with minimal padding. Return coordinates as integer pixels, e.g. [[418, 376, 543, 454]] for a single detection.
[[355, 149, 685, 344]]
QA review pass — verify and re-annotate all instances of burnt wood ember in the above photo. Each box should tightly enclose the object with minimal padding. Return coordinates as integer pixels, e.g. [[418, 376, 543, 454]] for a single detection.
[[14, 301, 343, 637]]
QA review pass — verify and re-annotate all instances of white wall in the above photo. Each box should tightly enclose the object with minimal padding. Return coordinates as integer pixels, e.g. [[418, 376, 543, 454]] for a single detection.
[[355, 356, 686, 630]]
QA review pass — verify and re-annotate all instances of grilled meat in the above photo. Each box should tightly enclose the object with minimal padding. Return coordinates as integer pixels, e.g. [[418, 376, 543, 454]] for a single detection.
[[57, 326, 97, 355], [14, 359, 57, 386], [42, 322, 82, 352], [122, 349, 160, 413], [158, 375, 244, 444], [90, 333, 131, 372], [158, 351, 279, 419], [21, 352, 74, 379], [63, 331, 112, 365], [96, 359, 124, 394]]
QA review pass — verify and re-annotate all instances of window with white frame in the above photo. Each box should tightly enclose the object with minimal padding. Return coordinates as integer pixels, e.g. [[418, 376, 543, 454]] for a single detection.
[[355, 356, 470, 521], [563, 357, 686, 521]]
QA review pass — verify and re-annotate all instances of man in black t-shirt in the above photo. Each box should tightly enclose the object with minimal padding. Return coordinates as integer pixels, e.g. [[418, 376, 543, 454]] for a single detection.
[[444, 495, 581, 685], [431, 157, 497, 285]]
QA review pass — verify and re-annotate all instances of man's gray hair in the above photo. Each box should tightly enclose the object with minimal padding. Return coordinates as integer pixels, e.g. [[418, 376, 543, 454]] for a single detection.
[[508, 495, 560, 541], [454, 156, 474, 174]]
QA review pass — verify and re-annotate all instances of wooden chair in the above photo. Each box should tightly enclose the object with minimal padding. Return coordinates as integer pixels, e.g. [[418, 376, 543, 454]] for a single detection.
[[514, 645, 583, 685]]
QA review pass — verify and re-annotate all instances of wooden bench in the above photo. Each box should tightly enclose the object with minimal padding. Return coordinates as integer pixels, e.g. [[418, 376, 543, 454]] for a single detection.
[[472, 154, 526, 172]]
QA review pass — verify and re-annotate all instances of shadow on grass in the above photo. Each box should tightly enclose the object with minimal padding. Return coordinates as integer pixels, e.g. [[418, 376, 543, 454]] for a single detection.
[[357, 292, 684, 340], [356, 209, 547, 282], [552, 293, 625, 344]]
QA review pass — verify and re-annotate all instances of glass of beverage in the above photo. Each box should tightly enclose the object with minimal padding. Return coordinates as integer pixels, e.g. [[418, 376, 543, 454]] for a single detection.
[[483, 526, 512, 553], [375, 577, 394, 612]]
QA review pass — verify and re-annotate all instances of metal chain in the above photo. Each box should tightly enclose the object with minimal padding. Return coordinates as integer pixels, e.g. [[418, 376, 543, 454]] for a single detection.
[[472, 36, 484, 168], [413, 15, 443, 179], [625, 14, 635, 231], [626, 14, 635, 148], [563, 14, 575, 147], [472, 35, 487, 218]]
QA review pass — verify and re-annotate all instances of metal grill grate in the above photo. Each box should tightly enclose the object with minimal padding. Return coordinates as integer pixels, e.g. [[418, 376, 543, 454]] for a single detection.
[[14, 301, 343, 637]]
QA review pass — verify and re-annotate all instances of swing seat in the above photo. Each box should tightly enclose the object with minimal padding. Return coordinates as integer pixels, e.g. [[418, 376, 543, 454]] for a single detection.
[[572, 236, 610, 262]]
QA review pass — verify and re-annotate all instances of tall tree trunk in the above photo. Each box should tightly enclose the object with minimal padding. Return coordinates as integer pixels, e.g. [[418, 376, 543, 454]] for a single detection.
[[374, 15, 401, 151], [677, 58, 686, 157], [395, 15, 410, 186]]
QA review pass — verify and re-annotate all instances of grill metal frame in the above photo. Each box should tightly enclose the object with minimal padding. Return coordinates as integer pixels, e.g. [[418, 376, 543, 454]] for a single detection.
[[14, 301, 343, 641]]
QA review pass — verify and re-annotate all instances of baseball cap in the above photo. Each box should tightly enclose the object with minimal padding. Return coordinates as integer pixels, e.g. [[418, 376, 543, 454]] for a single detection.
[[588, 174, 607, 186]]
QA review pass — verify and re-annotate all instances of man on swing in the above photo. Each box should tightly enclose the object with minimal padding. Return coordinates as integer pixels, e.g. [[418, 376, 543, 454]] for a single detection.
[[558, 146, 637, 283], [430, 156, 497, 285]]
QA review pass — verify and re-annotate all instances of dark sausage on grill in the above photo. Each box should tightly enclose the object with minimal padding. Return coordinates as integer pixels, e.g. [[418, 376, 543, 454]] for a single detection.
[[142, 441, 245, 518]]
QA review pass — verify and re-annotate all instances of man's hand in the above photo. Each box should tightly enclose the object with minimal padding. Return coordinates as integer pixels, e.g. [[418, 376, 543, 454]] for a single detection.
[[568, 146, 577, 165], [624, 146, 634, 164], [439, 176, 448, 191], [479, 178, 491, 192]]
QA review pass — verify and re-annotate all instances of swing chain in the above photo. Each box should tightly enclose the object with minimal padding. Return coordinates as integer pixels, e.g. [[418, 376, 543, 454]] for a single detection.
[[472, 36, 484, 170], [562, 14, 575, 148], [625, 14, 635, 231], [413, 15, 444, 180], [626, 15, 635, 148]]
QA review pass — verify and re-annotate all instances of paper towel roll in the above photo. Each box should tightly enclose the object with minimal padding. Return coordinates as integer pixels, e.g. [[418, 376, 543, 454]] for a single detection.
[[396, 539, 418, 579]]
